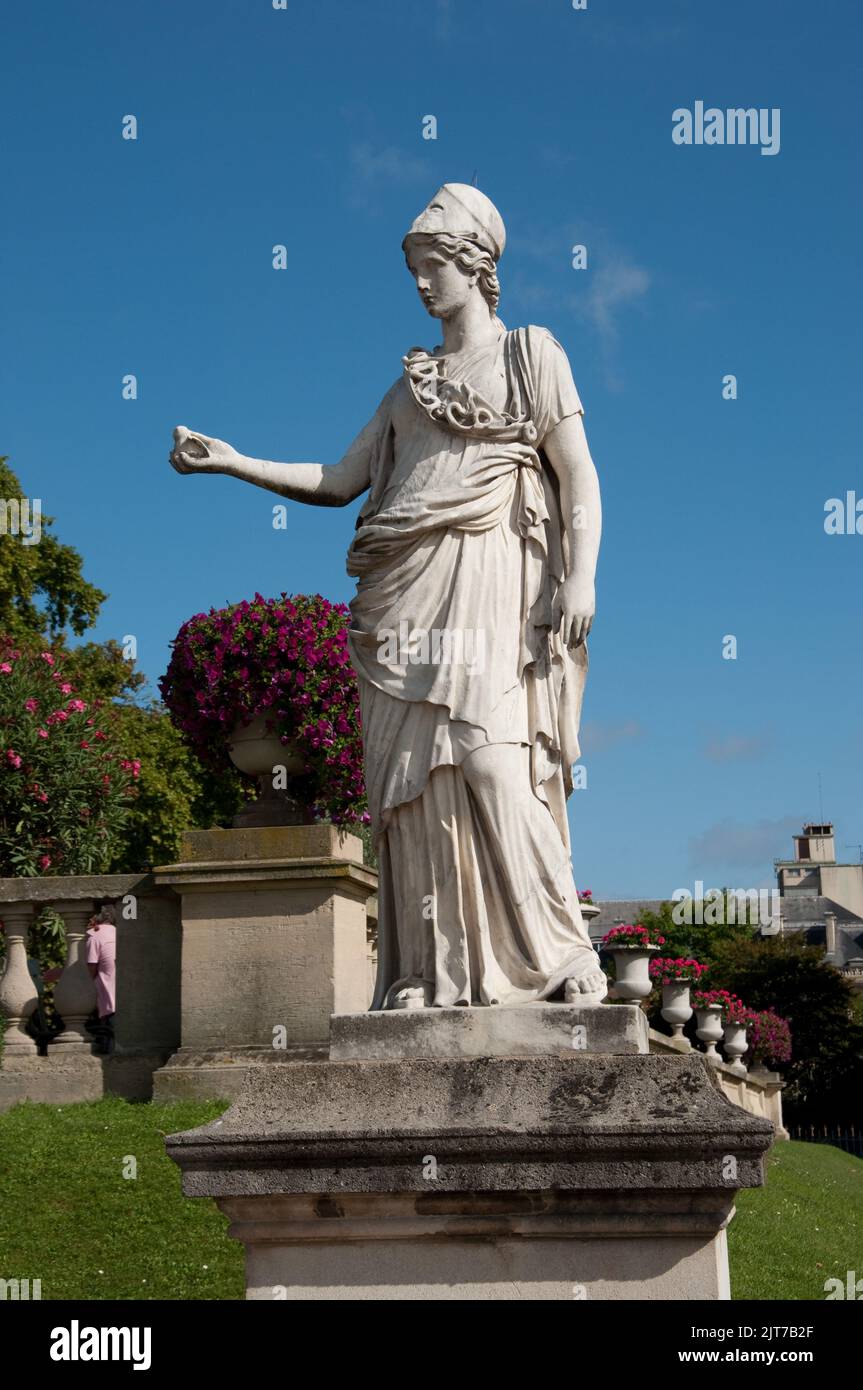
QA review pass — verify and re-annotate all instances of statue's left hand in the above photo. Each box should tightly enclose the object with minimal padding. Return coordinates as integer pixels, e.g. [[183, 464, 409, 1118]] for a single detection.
[[554, 573, 595, 647]]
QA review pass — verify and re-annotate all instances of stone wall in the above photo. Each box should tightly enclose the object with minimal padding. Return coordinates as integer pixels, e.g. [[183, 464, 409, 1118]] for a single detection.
[[0, 873, 181, 1109]]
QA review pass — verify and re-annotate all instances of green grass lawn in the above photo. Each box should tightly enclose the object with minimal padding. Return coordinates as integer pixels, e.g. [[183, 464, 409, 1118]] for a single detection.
[[728, 1140, 863, 1300], [0, 1100, 860, 1300], [0, 1097, 242, 1300]]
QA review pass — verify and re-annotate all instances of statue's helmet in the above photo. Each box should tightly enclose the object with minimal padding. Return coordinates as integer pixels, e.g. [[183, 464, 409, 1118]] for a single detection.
[[403, 183, 506, 262]]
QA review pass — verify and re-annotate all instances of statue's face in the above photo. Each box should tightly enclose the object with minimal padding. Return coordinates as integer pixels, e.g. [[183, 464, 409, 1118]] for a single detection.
[[406, 242, 476, 319]]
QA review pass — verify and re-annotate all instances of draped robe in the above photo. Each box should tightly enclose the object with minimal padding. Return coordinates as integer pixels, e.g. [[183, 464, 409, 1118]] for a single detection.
[[346, 324, 597, 1008]]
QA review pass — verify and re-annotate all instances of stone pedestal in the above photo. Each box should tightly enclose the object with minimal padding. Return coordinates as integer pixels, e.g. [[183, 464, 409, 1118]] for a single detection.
[[167, 1005, 774, 1300], [152, 825, 376, 1100]]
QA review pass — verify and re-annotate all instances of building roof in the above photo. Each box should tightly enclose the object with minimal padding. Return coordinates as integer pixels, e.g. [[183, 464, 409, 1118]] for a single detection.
[[777, 895, 863, 926]]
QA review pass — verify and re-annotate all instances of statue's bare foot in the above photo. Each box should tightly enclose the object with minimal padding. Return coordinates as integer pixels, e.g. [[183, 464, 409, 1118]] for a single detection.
[[389, 981, 435, 1010], [564, 968, 608, 1007]]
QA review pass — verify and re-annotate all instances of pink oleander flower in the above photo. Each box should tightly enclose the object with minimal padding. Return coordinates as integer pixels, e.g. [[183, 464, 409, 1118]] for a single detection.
[[0, 663, 12, 674], [0, 637, 136, 878]]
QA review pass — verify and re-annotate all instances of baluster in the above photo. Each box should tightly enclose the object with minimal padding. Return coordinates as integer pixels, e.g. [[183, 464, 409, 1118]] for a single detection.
[[52, 900, 97, 1049], [0, 902, 39, 1053]]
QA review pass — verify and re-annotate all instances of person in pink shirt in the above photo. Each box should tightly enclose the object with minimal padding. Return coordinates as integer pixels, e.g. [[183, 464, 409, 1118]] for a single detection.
[[86, 904, 117, 1055]]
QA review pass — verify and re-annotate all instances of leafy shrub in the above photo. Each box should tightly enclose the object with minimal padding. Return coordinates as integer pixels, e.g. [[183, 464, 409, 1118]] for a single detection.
[[0, 639, 136, 876]]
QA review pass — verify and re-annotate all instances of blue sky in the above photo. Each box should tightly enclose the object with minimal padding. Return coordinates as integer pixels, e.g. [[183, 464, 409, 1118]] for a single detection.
[[2, 0, 861, 897]]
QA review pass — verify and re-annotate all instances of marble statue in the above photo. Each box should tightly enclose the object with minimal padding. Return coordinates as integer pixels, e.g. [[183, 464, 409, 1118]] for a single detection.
[[170, 183, 607, 1010]]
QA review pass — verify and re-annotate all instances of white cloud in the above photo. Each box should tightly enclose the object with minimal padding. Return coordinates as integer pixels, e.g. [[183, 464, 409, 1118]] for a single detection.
[[508, 225, 651, 388], [574, 257, 650, 386], [687, 816, 801, 872], [580, 719, 644, 754], [346, 143, 428, 210], [704, 731, 772, 763]]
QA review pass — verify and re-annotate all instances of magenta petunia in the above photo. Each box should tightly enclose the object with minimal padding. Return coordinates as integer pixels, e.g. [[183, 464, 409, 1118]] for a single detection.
[[160, 592, 368, 825]]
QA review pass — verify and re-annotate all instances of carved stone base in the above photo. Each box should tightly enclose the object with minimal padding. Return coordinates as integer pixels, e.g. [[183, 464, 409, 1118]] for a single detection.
[[167, 1051, 774, 1301]]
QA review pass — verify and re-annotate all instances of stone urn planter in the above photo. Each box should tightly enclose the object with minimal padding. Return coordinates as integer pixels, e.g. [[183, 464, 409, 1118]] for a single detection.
[[695, 1005, 724, 1064], [660, 980, 693, 1045], [228, 715, 312, 828], [723, 1023, 749, 1077], [607, 945, 660, 1002]]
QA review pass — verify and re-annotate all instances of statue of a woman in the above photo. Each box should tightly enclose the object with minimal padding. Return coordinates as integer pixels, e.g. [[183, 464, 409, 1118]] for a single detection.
[[171, 183, 607, 1010]]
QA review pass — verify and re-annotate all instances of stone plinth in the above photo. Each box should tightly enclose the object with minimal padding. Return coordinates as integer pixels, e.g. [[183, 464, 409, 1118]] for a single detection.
[[167, 1048, 774, 1300], [151, 825, 376, 1101], [330, 1001, 649, 1059]]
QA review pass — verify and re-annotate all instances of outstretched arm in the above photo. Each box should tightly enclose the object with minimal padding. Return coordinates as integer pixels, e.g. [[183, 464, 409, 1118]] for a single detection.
[[169, 396, 390, 507], [543, 412, 602, 647]]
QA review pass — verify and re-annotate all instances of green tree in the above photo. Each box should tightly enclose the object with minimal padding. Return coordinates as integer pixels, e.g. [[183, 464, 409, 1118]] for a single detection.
[[0, 457, 105, 640], [107, 704, 244, 871], [1, 454, 244, 870], [62, 639, 146, 704], [707, 933, 863, 1127], [636, 894, 755, 962], [637, 896, 863, 1127]]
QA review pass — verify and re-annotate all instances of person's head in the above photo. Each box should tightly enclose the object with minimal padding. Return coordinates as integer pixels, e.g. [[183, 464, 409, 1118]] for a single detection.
[[403, 183, 505, 324], [94, 904, 116, 927]]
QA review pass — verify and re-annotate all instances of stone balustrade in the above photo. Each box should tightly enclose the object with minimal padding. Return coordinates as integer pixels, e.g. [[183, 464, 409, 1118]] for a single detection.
[[0, 826, 377, 1109], [0, 873, 182, 1109]]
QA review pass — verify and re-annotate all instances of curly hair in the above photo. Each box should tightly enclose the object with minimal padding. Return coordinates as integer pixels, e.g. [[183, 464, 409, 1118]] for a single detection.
[[404, 232, 502, 320]]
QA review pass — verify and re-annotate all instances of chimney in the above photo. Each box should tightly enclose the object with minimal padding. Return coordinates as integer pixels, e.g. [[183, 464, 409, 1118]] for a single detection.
[[824, 911, 837, 959]]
